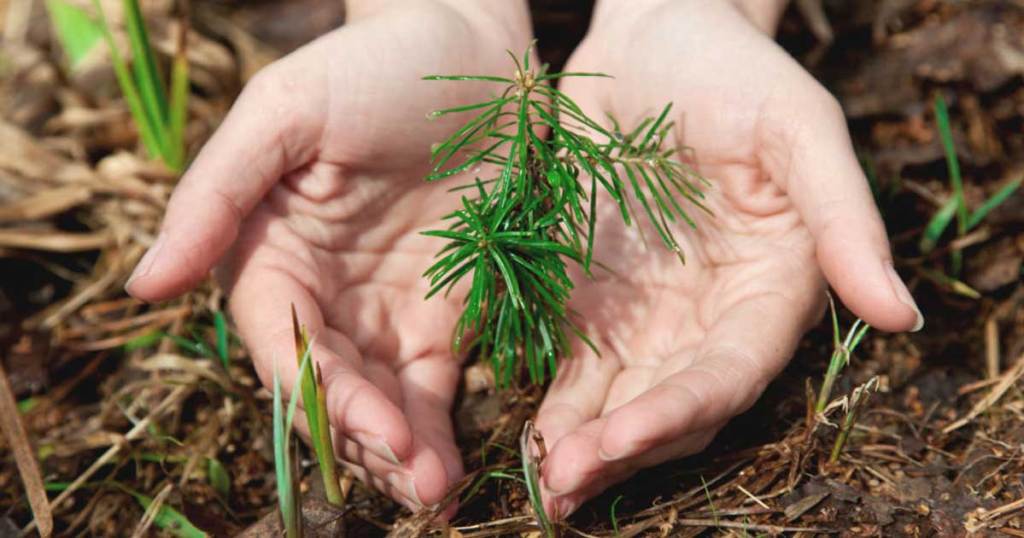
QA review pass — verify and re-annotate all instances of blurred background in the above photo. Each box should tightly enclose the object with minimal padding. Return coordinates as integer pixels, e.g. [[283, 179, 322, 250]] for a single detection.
[[0, 0, 1023, 536]]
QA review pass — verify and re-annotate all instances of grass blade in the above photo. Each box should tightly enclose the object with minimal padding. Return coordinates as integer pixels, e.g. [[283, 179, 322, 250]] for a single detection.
[[122, 0, 169, 128], [313, 363, 342, 505], [213, 311, 229, 371], [273, 358, 299, 538], [206, 457, 230, 499], [967, 176, 1022, 230], [91, 0, 163, 161], [167, 15, 189, 171], [45, 0, 103, 69], [290, 306, 343, 506], [919, 197, 957, 254], [127, 488, 207, 538], [934, 94, 966, 275], [520, 421, 554, 537]]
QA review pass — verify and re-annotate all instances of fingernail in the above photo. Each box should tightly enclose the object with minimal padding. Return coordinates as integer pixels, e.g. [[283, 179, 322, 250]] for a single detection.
[[386, 472, 421, 506], [555, 497, 579, 520], [884, 262, 924, 332], [598, 444, 630, 462], [352, 432, 400, 464], [126, 234, 166, 291]]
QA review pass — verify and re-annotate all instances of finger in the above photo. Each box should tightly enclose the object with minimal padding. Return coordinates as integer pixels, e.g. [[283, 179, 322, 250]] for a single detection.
[[125, 42, 328, 301], [396, 356, 465, 503], [596, 291, 813, 462], [341, 461, 420, 512], [534, 341, 619, 447], [294, 406, 454, 517], [540, 420, 720, 519], [228, 258, 414, 465], [760, 84, 922, 332], [540, 419, 605, 499]]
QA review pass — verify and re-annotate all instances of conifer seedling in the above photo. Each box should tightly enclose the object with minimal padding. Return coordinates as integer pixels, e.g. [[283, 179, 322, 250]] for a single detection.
[[423, 45, 709, 386]]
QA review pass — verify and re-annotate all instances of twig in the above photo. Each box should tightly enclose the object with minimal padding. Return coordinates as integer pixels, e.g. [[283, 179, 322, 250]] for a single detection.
[[2, 0, 33, 43], [735, 485, 770, 510], [968, 497, 1024, 533], [0, 357, 53, 537], [944, 353, 1024, 433], [20, 384, 190, 535], [130, 483, 172, 538], [985, 316, 1001, 380], [674, 518, 833, 534]]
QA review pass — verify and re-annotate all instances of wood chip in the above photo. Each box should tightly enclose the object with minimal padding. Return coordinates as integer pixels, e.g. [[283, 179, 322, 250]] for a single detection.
[[784, 491, 830, 522]]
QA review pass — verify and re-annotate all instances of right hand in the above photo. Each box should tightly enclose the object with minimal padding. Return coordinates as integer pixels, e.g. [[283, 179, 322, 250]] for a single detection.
[[125, 0, 532, 513]]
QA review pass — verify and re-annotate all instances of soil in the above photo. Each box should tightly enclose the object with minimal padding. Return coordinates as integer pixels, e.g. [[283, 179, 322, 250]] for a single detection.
[[2, 1, 1024, 536]]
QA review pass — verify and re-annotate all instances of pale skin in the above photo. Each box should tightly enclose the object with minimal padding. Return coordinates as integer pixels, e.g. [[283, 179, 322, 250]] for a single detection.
[[126, 0, 922, 520]]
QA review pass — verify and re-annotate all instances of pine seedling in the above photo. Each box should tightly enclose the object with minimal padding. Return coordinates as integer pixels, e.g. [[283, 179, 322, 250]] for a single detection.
[[815, 295, 871, 413], [424, 45, 708, 386], [290, 307, 343, 506]]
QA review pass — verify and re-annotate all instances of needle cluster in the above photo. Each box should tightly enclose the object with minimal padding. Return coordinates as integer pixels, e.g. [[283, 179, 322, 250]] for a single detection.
[[423, 46, 708, 386]]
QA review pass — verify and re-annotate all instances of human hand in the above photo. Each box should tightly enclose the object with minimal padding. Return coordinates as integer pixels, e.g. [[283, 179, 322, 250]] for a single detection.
[[535, 0, 923, 517], [125, 0, 531, 513]]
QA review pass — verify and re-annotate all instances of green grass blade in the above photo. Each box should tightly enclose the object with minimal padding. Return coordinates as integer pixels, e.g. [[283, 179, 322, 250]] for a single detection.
[[273, 361, 299, 538], [290, 306, 342, 505], [967, 176, 1022, 231], [314, 363, 343, 505], [91, 0, 164, 161], [610, 495, 624, 536], [291, 307, 320, 440], [122, 0, 168, 119], [213, 311, 229, 370], [45, 0, 103, 69], [127, 489, 207, 538], [206, 457, 230, 499], [934, 95, 967, 237], [919, 197, 957, 254], [168, 42, 189, 171], [520, 421, 554, 537], [124, 330, 162, 351]]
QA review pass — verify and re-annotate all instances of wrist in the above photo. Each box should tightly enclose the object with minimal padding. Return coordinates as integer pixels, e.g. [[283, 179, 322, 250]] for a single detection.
[[728, 0, 789, 35], [592, 0, 789, 37], [346, 0, 531, 34]]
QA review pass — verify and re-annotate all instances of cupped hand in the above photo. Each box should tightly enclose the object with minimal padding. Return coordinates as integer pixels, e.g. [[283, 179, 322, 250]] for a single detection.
[[535, 0, 923, 518], [125, 0, 531, 513]]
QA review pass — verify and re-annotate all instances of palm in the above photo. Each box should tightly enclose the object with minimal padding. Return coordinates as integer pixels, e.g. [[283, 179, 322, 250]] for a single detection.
[[130, 5, 529, 510], [229, 21, 523, 508], [227, 157, 471, 508], [557, 0, 824, 437], [534, 0, 918, 517]]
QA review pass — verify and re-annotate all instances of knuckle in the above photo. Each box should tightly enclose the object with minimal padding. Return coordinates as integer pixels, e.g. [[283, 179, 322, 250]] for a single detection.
[[243, 63, 287, 102], [805, 85, 844, 121]]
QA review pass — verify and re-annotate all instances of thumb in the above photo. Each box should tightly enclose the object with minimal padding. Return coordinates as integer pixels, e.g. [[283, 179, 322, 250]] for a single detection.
[[761, 85, 923, 332], [126, 42, 327, 302]]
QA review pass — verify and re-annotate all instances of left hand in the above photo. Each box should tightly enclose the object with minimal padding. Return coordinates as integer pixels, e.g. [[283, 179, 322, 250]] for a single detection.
[[535, 0, 923, 518]]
